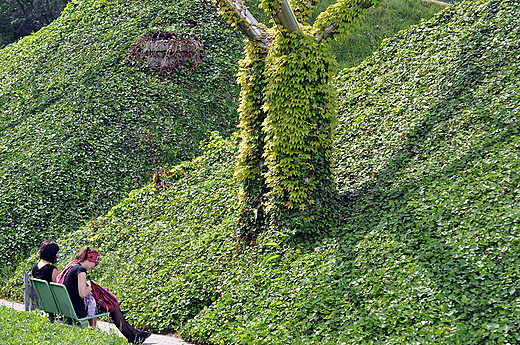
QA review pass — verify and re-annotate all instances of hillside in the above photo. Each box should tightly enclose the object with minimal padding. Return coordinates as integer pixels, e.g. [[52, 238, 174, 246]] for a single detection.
[[4, 0, 520, 344], [0, 0, 447, 271], [0, 0, 242, 268]]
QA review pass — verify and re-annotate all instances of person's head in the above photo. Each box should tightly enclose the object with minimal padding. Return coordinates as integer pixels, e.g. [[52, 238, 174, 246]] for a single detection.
[[74, 246, 101, 271], [39, 241, 59, 263]]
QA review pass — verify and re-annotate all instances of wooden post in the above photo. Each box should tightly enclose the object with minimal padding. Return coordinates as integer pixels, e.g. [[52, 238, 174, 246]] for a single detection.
[[24, 273, 29, 312]]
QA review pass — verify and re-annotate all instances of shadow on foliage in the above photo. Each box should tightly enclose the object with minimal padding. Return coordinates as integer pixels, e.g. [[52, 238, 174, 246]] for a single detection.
[[322, 0, 520, 340]]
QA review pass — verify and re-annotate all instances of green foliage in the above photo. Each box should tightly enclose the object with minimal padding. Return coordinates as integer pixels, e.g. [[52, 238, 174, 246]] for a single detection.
[[290, 0, 318, 23], [210, 0, 446, 240], [330, 0, 520, 342], [313, 0, 446, 70], [216, 0, 376, 239], [0, 0, 69, 49], [0, 305, 126, 344], [261, 28, 338, 235], [313, 0, 380, 43], [0, 0, 242, 270], [235, 43, 270, 240], [183, 2, 520, 341], [241, 0, 446, 71], [5, 132, 242, 332], [5, 0, 520, 344]]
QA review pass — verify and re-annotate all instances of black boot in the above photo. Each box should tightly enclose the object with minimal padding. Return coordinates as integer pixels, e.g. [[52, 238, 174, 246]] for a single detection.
[[133, 331, 152, 344]]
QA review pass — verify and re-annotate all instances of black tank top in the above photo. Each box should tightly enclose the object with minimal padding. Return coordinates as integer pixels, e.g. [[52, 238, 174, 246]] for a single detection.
[[31, 263, 57, 283], [62, 264, 88, 318]]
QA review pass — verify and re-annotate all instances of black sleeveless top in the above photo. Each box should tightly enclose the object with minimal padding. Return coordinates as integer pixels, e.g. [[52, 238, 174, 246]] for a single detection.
[[31, 263, 58, 283], [62, 264, 88, 318]]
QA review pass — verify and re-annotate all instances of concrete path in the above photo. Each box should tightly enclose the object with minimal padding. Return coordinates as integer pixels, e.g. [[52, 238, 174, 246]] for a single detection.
[[0, 299, 193, 345]]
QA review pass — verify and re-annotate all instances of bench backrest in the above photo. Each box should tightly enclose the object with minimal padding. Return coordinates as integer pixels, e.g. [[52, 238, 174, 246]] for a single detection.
[[29, 278, 60, 314], [49, 282, 80, 321]]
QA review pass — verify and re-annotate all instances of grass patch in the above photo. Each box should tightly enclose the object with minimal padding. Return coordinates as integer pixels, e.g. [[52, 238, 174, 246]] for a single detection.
[[0, 305, 126, 344], [324, 0, 446, 70], [242, 0, 446, 71]]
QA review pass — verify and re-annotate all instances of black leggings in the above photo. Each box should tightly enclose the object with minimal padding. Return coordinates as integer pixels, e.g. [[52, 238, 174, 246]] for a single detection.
[[109, 306, 140, 343]]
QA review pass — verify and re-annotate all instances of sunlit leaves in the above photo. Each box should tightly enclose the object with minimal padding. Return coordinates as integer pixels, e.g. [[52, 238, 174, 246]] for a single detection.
[[0, 0, 242, 269]]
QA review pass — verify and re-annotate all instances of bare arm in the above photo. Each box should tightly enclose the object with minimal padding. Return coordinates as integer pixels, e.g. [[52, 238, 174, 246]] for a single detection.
[[51, 268, 59, 283], [77, 272, 92, 298]]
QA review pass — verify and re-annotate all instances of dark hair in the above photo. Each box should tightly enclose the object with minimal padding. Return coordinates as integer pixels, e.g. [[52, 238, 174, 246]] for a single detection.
[[74, 246, 99, 262], [39, 241, 59, 263]]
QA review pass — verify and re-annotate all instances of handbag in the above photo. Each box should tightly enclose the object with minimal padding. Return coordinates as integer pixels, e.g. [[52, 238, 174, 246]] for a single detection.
[[90, 280, 120, 312]]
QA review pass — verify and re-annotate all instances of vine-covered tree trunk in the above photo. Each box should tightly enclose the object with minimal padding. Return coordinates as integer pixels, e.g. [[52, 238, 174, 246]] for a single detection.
[[261, 30, 338, 236], [235, 43, 269, 241], [213, 0, 378, 239]]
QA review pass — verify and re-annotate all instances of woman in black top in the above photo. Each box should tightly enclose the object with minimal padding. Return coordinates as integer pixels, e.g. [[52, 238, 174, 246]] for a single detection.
[[31, 241, 59, 283], [60, 246, 151, 344], [62, 262, 90, 318]]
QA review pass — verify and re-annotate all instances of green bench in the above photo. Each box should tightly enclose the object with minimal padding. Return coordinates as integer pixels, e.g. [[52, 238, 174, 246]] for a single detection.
[[30, 278, 110, 327]]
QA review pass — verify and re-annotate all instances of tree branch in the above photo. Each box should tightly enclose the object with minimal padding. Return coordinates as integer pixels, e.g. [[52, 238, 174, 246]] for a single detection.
[[314, 0, 376, 43], [272, 0, 301, 33], [315, 23, 339, 43], [224, 0, 272, 49]]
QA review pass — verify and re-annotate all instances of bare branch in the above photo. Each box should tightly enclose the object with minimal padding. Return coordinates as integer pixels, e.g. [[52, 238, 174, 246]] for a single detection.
[[315, 23, 339, 43], [272, 0, 301, 33], [224, 0, 272, 49]]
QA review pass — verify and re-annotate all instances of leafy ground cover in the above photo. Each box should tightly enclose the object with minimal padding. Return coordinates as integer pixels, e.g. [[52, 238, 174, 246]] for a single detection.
[[0, 305, 126, 344], [0, 0, 242, 270], [0, 0, 445, 271], [4, 0, 520, 344]]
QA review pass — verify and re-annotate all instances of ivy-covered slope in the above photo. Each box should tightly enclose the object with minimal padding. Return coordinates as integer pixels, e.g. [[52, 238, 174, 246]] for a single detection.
[[0, 0, 242, 268], [330, 0, 520, 343], [6, 0, 520, 344], [333, 0, 520, 344]]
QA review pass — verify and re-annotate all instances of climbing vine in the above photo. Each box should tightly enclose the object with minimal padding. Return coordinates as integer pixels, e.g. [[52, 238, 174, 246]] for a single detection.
[[212, 0, 379, 239], [235, 42, 269, 240]]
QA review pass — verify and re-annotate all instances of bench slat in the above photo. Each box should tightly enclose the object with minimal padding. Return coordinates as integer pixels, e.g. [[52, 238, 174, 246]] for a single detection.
[[29, 278, 60, 315]]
